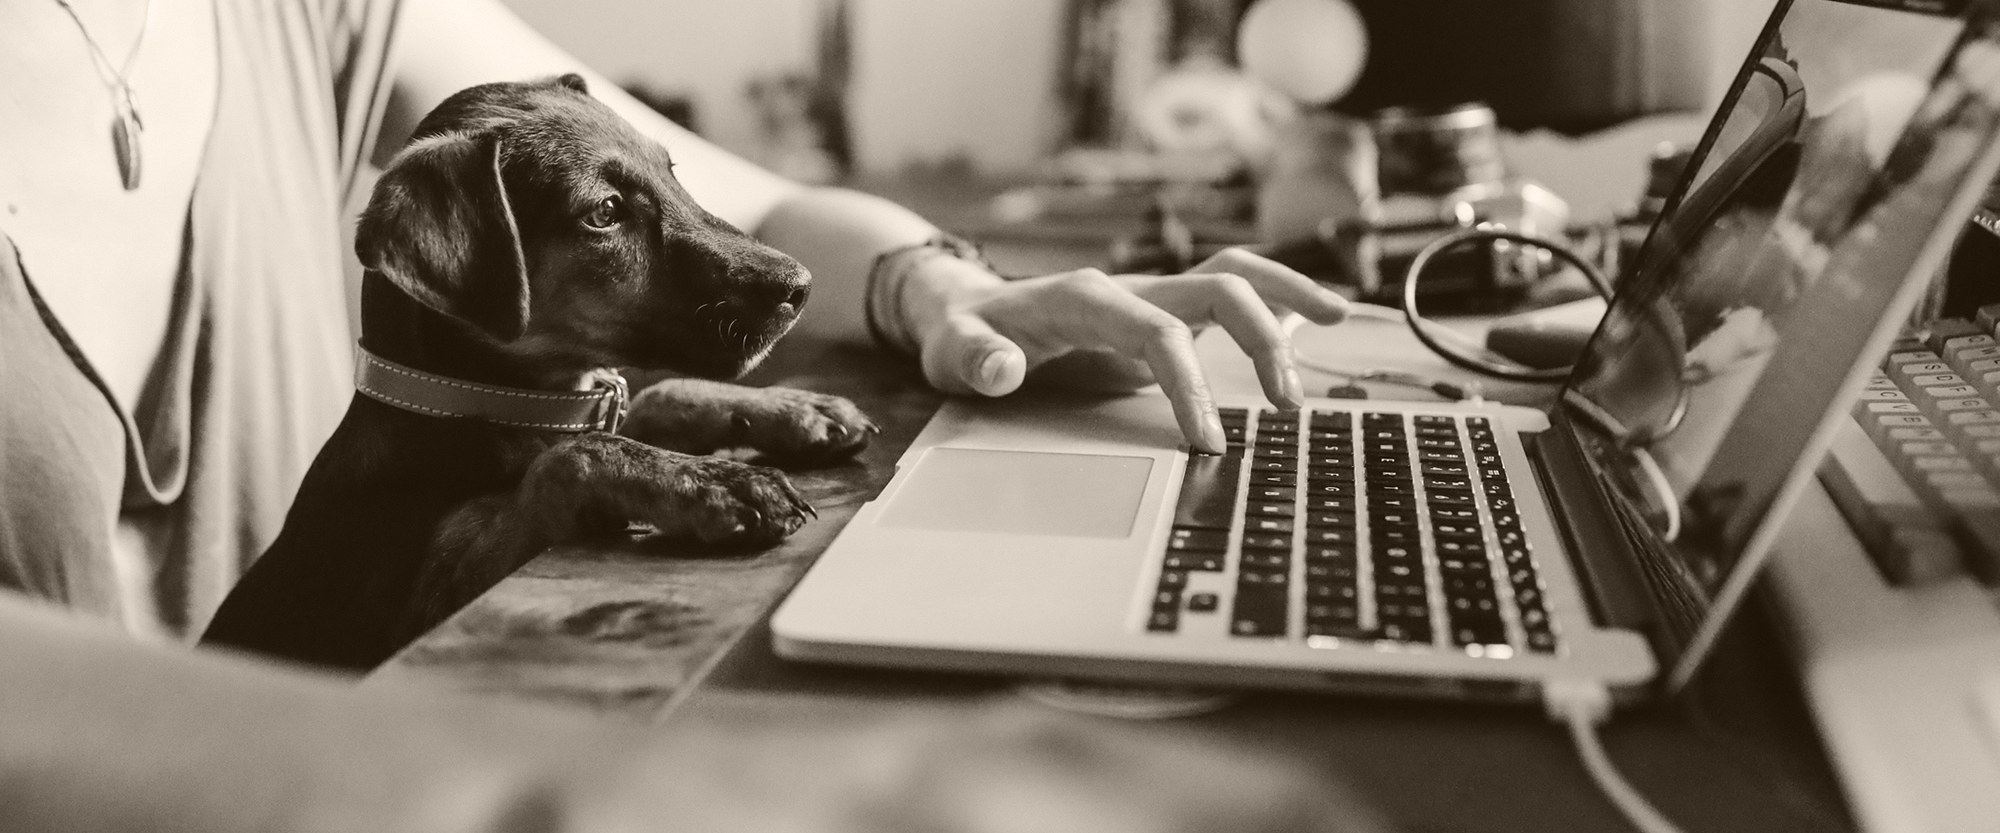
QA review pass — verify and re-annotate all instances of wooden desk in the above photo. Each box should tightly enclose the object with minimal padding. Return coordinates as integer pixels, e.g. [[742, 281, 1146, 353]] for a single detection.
[[370, 302, 1857, 832]]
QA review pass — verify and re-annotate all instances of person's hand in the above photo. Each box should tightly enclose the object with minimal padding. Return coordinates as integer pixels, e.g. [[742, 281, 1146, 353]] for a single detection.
[[565, 699, 1390, 833], [898, 247, 1350, 453]]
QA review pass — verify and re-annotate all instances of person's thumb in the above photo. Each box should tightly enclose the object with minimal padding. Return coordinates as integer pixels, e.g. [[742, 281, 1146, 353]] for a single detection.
[[921, 314, 1027, 397]]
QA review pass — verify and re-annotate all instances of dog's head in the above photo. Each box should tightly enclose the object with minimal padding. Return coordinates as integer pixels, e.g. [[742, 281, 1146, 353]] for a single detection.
[[356, 74, 810, 380]]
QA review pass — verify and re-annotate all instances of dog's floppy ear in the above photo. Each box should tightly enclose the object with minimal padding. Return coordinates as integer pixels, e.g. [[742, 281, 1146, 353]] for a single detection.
[[355, 130, 531, 341], [553, 72, 588, 94]]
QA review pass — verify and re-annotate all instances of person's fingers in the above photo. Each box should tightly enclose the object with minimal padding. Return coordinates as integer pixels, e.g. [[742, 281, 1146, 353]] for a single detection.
[[1185, 247, 1350, 324], [1041, 273, 1225, 453], [1131, 273, 1304, 410], [1140, 321, 1226, 455], [921, 312, 1029, 398]]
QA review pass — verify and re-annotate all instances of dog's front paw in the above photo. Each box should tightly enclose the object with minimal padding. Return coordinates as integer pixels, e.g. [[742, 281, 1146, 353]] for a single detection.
[[624, 379, 875, 464], [652, 455, 815, 546], [725, 385, 875, 463]]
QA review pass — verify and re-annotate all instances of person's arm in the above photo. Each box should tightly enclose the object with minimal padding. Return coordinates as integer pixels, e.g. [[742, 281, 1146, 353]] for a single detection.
[[0, 592, 603, 833], [0, 592, 1386, 833]]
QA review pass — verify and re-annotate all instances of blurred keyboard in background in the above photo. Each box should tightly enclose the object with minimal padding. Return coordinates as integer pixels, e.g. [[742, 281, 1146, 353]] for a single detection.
[[1822, 304, 2000, 586]]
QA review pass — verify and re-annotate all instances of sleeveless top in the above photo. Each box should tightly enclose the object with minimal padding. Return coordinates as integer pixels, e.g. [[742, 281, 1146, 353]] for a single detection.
[[0, 0, 401, 636]]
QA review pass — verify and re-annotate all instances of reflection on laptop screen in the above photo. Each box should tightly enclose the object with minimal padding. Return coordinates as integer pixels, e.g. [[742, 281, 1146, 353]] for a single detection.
[[1562, 0, 1999, 651]]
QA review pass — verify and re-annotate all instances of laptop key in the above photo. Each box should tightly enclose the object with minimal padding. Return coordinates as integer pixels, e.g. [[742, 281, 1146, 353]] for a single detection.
[[1172, 453, 1241, 530], [1427, 491, 1475, 507], [1306, 602, 1361, 625], [1164, 554, 1224, 572], [1432, 520, 1479, 537], [1307, 583, 1359, 601], [1306, 562, 1356, 582], [1247, 517, 1294, 534], [1305, 480, 1355, 497], [1238, 570, 1290, 588], [1430, 506, 1479, 522], [1306, 495, 1357, 512], [1242, 532, 1291, 551], [1305, 510, 1357, 528], [1230, 590, 1289, 637], [1304, 543, 1357, 561], [1241, 551, 1289, 570], [1187, 592, 1220, 612], [1168, 527, 1228, 552], [1250, 485, 1297, 502], [1378, 620, 1433, 644], [1251, 459, 1298, 475], [1309, 467, 1357, 483], [1247, 501, 1296, 518]]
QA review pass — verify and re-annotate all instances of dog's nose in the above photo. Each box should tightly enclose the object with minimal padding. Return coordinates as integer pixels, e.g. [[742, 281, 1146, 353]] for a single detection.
[[753, 281, 809, 314]]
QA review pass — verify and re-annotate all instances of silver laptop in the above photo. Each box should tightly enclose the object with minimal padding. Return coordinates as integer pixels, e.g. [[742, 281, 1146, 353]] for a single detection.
[[774, 0, 2000, 703]]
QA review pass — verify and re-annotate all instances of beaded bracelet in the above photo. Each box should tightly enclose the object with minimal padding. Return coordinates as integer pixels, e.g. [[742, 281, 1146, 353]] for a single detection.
[[862, 234, 989, 355]]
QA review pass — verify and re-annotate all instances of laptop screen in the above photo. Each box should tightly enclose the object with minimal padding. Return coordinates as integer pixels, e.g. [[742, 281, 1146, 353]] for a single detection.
[[1558, 0, 2000, 669]]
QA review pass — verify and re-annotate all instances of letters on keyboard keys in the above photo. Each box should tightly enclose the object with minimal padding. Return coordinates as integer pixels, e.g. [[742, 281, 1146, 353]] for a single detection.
[[1149, 407, 1558, 653]]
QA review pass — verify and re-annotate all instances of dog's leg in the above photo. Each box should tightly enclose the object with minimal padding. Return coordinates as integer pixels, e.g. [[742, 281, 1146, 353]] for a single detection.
[[621, 378, 876, 464], [401, 431, 813, 638]]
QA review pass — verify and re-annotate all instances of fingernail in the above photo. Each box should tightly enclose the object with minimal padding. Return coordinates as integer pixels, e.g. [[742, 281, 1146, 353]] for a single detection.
[[978, 351, 1007, 388], [1202, 413, 1227, 453], [1322, 288, 1352, 320], [1282, 356, 1305, 408]]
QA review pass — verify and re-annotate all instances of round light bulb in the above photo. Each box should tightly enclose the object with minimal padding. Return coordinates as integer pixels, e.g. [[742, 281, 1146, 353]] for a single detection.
[[1236, 0, 1368, 105]]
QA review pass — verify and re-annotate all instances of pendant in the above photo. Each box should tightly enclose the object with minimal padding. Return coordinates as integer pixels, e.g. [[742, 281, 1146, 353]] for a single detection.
[[111, 89, 143, 191]]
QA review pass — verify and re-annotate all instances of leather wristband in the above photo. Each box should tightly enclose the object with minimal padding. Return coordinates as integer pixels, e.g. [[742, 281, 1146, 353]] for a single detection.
[[863, 234, 989, 356]]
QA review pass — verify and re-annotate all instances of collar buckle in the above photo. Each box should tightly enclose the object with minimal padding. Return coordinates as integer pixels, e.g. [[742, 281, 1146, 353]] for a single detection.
[[591, 369, 631, 434]]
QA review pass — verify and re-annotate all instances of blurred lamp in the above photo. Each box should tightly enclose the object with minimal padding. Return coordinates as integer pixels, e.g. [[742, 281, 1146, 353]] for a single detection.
[[1237, 0, 1369, 105]]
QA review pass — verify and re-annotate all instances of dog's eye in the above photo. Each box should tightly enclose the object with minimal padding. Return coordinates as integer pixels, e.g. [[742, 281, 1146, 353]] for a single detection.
[[582, 195, 624, 229]]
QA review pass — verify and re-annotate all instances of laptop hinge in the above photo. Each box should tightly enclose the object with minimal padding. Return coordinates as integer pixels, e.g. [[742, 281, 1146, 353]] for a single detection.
[[1521, 421, 1657, 633]]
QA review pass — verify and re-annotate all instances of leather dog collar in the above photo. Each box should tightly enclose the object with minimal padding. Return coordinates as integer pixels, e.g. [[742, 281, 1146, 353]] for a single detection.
[[353, 347, 629, 433]]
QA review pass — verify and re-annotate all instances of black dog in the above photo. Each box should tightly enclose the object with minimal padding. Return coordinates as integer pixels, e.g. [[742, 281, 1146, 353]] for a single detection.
[[203, 75, 870, 670]]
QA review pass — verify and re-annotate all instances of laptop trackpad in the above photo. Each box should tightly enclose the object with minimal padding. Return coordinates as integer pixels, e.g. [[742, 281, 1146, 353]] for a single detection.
[[878, 447, 1155, 539]]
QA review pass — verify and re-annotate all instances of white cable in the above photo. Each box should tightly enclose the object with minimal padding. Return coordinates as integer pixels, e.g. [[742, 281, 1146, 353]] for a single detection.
[[1545, 682, 1689, 833], [1628, 446, 1683, 543]]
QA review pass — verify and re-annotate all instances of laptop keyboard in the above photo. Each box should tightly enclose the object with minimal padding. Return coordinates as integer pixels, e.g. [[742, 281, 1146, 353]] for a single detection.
[[1148, 407, 1559, 655]]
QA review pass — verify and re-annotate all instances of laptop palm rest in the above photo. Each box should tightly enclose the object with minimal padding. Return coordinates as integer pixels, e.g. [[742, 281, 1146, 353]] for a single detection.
[[879, 447, 1154, 539]]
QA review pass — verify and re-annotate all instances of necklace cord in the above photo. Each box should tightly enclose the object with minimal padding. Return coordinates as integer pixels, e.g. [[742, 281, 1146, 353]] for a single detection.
[[50, 0, 157, 190], [53, 0, 156, 87]]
